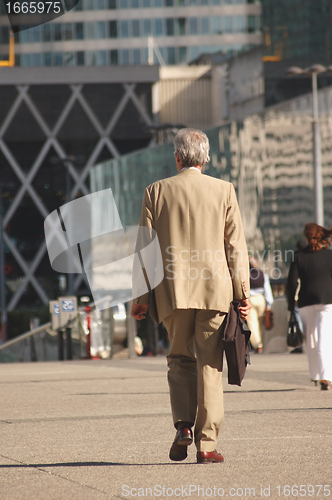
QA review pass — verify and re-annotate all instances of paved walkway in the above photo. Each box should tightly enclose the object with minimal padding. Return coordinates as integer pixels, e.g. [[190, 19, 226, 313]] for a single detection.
[[0, 353, 331, 499]]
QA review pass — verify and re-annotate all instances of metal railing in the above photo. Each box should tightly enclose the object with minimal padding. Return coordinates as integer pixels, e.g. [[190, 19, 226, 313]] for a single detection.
[[0, 301, 137, 363]]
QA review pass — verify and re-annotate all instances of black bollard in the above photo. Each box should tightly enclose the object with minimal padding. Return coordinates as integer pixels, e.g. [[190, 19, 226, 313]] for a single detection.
[[58, 330, 64, 361], [66, 327, 72, 360]]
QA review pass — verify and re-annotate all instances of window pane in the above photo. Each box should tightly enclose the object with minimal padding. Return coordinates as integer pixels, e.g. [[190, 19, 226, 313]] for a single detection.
[[225, 16, 232, 33], [133, 48, 141, 63], [154, 0, 163, 5], [176, 18, 186, 35], [120, 20, 129, 37], [132, 0, 139, 6], [201, 0, 208, 4], [64, 52, 75, 65], [97, 50, 107, 65], [212, 0, 220, 4], [167, 47, 175, 64], [143, 19, 151, 36], [109, 20, 118, 37], [201, 17, 209, 34], [31, 26, 41, 42], [96, 21, 106, 38], [44, 53, 52, 66], [64, 23, 74, 40], [53, 24, 62, 41], [143, 0, 151, 6], [212, 17, 221, 34], [179, 46, 187, 62], [43, 24, 51, 41], [76, 22, 84, 39], [235, 15, 245, 33], [165, 0, 173, 5], [189, 46, 199, 61], [121, 49, 130, 64], [86, 51, 97, 65], [110, 49, 118, 64], [166, 18, 174, 36], [154, 19, 163, 36], [77, 51, 85, 65], [119, 0, 128, 7], [86, 22, 95, 38], [108, 0, 116, 7], [132, 20, 140, 37], [142, 48, 148, 63], [21, 54, 31, 66], [256, 15, 261, 30], [54, 52, 63, 66], [188, 17, 197, 35], [247, 15, 255, 32], [97, 0, 105, 7], [32, 53, 42, 66]]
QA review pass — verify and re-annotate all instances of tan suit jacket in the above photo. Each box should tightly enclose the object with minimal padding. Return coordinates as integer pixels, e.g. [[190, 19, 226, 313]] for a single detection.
[[135, 168, 250, 323]]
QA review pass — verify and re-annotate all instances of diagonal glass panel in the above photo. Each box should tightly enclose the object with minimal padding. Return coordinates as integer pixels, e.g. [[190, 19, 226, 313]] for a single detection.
[[110, 100, 152, 155], [57, 101, 100, 161], [3, 101, 46, 172], [0, 152, 22, 213], [0, 85, 18, 127], [7, 195, 45, 264], [81, 84, 126, 129], [28, 85, 72, 130]]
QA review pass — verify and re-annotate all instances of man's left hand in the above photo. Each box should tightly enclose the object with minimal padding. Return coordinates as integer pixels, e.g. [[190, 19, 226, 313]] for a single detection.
[[238, 298, 251, 321], [131, 303, 149, 320]]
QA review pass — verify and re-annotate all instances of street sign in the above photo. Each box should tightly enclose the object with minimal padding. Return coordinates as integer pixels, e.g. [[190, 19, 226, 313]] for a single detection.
[[49, 300, 60, 330], [58, 296, 77, 329]]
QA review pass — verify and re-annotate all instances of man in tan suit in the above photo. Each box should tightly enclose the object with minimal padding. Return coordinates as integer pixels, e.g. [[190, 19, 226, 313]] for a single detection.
[[131, 128, 250, 464]]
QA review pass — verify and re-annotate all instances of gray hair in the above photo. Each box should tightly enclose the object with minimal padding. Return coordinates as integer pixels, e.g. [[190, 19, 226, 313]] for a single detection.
[[173, 128, 210, 168]]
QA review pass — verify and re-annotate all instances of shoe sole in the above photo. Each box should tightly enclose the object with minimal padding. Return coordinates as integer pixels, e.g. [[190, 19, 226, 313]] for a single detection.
[[177, 436, 193, 446], [197, 458, 224, 464], [169, 437, 193, 461]]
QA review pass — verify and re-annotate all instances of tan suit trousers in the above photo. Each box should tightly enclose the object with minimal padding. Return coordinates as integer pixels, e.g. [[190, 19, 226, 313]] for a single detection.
[[163, 309, 226, 452], [246, 294, 266, 349]]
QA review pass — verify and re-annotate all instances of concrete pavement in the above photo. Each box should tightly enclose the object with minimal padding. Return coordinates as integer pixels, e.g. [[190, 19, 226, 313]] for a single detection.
[[0, 353, 331, 500]]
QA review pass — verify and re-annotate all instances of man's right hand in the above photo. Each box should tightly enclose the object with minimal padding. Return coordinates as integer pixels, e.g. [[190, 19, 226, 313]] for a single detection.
[[238, 298, 251, 321], [131, 303, 149, 320]]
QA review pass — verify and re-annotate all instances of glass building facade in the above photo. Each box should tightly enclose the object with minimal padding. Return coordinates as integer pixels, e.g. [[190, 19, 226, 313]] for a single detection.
[[90, 85, 332, 279], [263, 0, 332, 65], [0, 0, 262, 66]]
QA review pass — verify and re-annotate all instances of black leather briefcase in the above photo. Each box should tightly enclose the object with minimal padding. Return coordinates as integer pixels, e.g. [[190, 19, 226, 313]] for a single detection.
[[223, 301, 251, 386]]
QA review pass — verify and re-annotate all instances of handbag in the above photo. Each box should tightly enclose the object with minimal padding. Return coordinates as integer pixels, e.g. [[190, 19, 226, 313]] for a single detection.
[[264, 309, 274, 330], [286, 310, 303, 348], [223, 301, 251, 386]]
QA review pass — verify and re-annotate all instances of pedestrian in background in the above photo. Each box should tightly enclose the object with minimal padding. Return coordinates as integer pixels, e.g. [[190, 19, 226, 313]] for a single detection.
[[287, 223, 332, 390], [246, 256, 274, 353]]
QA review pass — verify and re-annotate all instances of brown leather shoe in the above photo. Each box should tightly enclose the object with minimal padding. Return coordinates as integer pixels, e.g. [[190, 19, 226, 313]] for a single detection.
[[197, 450, 224, 464], [169, 428, 193, 461], [320, 379, 330, 391]]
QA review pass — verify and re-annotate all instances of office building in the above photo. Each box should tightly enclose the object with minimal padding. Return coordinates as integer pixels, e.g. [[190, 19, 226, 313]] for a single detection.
[[263, 0, 332, 105], [0, 0, 262, 66]]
